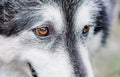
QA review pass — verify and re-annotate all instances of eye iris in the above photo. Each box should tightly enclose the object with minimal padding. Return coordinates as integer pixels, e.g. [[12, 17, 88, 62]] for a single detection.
[[83, 26, 90, 33], [35, 27, 49, 36]]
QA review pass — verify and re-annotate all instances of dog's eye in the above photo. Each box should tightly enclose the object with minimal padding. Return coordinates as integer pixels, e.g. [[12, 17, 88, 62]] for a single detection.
[[33, 27, 49, 36], [82, 25, 90, 34]]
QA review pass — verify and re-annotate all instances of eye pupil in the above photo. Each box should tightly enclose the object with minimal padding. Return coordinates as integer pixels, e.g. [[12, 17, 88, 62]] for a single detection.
[[34, 27, 49, 36]]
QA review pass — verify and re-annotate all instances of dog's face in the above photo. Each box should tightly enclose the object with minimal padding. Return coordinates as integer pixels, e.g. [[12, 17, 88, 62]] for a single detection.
[[0, 0, 111, 77]]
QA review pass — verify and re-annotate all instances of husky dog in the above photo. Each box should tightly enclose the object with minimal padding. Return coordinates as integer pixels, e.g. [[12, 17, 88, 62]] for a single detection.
[[0, 0, 115, 77]]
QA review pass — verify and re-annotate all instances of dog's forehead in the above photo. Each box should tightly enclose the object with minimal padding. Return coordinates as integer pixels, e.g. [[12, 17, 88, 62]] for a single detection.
[[2, 0, 101, 36], [30, 4, 64, 32], [3, 0, 100, 23]]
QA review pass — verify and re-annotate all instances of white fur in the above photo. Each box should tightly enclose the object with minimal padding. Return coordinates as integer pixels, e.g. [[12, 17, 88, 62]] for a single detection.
[[0, 32, 74, 77], [75, 0, 102, 31], [30, 4, 64, 32], [87, 32, 103, 53], [79, 46, 94, 77]]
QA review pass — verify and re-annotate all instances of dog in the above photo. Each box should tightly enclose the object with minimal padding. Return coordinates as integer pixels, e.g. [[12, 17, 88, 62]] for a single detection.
[[0, 0, 115, 77]]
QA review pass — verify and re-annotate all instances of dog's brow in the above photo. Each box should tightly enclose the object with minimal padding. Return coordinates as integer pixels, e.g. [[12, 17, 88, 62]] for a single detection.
[[0, 2, 65, 36]]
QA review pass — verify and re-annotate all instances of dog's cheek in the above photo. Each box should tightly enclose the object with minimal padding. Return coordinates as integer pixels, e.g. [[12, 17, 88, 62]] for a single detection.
[[0, 36, 22, 63]]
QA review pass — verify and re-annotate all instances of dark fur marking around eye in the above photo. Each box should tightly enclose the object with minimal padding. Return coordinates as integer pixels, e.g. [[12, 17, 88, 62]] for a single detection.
[[94, 0, 110, 44]]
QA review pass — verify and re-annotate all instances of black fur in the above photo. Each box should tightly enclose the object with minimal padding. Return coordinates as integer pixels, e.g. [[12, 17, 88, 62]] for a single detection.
[[0, 0, 4, 25], [94, 0, 109, 44], [56, 0, 87, 77]]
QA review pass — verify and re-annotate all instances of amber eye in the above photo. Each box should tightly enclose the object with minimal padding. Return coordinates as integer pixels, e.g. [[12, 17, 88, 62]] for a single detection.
[[33, 27, 49, 36], [83, 25, 90, 34]]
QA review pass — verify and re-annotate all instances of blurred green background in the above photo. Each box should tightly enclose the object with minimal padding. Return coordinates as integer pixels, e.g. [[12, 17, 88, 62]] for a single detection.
[[91, 1, 120, 77]]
